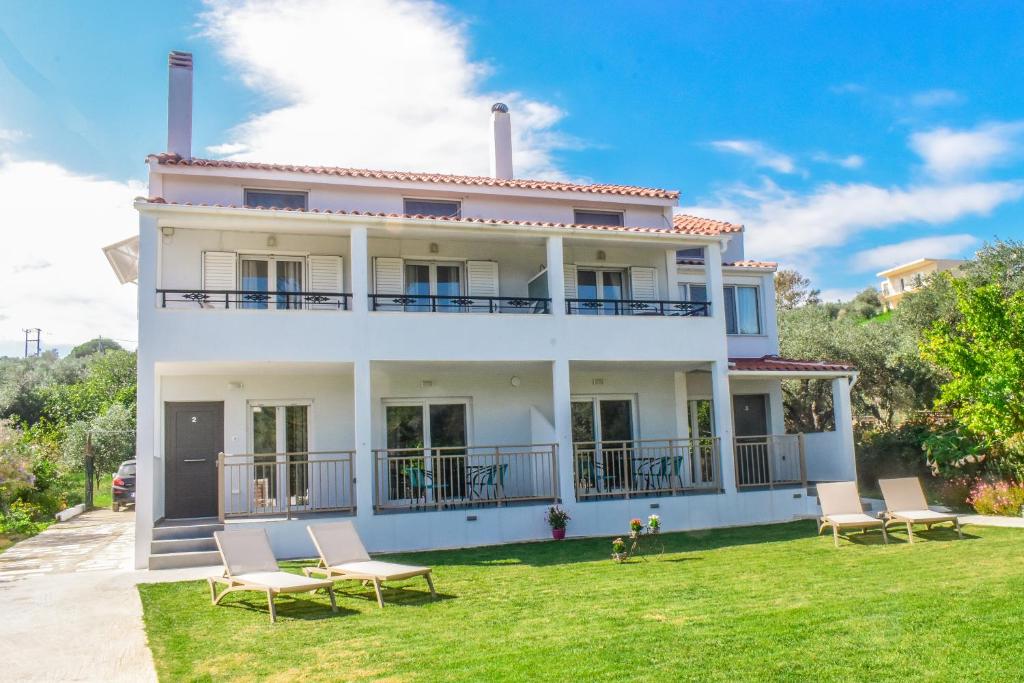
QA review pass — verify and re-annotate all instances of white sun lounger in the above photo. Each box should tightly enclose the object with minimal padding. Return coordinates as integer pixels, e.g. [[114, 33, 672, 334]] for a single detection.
[[209, 528, 337, 623], [879, 477, 963, 543], [817, 481, 889, 547], [305, 521, 436, 608]]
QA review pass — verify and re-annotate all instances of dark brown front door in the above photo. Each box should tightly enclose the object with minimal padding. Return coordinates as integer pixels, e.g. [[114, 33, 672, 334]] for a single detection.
[[165, 402, 223, 519]]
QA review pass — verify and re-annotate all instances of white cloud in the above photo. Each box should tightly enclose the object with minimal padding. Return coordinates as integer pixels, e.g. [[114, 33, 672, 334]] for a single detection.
[[813, 152, 864, 169], [817, 287, 861, 303], [0, 128, 26, 143], [910, 121, 1024, 178], [199, 0, 575, 179], [0, 156, 141, 356], [851, 234, 979, 273], [908, 89, 964, 108], [709, 139, 796, 174], [682, 179, 1022, 262]]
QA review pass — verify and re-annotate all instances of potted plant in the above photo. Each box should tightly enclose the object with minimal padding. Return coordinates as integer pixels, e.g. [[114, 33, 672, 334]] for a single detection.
[[611, 537, 626, 562], [545, 505, 570, 540], [647, 514, 661, 534], [629, 518, 643, 538]]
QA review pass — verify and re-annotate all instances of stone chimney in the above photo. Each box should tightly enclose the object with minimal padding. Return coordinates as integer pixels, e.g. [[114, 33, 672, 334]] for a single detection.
[[489, 103, 513, 180], [167, 51, 193, 160]]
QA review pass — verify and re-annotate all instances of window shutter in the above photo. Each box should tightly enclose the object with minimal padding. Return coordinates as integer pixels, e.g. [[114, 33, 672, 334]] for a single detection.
[[563, 264, 578, 299], [466, 260, 499, 298], [629, 267, 658, 300], [202, 251, 237, 309], [374, 257, 404, 295], [307, 255, 344, 310]]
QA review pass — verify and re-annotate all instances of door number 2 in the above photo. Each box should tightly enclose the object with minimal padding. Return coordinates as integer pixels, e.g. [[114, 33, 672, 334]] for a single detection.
[[191, 416, 198, 423]]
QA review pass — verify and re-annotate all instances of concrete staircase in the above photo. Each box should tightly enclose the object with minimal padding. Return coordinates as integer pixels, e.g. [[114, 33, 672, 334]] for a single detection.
[[149, 518, 223, 570]]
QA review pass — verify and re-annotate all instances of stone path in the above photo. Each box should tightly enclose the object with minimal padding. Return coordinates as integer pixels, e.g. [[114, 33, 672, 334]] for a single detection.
[[0, 509, 157, 683], [961, 513, 1024, 528]]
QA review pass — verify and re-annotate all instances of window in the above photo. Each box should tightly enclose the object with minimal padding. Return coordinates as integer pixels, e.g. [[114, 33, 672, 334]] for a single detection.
[[573, 210, 624, 226], [404, 261, 462, 310], [724, 285, 761, 335], [239, 255, 304, 309], [403, 198, 461, 218], [572, 396, 636, 491], [576, 268, 626, 314], [385, 400, 469, 501], [677, 247, 705, 261], [244, 189, 308, 210], [250, 402, 310, 508], [677, 282, 708, 303]]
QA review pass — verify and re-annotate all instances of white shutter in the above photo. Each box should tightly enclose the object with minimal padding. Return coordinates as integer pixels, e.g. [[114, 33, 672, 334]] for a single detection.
[[466, 260, 499, 298], [306, 255, 344, 310], [629, 266, 658, 300], [374, 257, 404, 295], [202, 251, 237, 309], [563, 264, 578, 300]]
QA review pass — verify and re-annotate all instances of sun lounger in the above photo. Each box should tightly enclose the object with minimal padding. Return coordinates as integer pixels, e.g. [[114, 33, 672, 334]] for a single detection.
[[305, 521, 436, 607], [209, 528, 337, 623], [817, 481, 889, 547], [878, 477, 963, 543]]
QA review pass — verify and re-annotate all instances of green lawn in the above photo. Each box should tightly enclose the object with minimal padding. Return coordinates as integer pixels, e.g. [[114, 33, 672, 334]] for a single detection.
[[139, 521, 1024, 682]]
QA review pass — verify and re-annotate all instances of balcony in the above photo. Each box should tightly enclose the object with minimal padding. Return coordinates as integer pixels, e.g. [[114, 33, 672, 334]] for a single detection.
[[217, 450, 356, 520], [159, 288, 351, 310], [369, 293, 550, 314], [734, 434, 807, 489], [372, 444, 558, 512], [566, 298, 710, 316], [573, 437, 722, 500]]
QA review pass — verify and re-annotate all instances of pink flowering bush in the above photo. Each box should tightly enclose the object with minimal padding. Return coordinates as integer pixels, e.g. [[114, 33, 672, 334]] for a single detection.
[[967, 480, 1024, 516]]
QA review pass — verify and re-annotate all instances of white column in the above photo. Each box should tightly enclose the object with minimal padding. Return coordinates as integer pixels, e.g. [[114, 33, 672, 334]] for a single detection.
[[134, 213, 159, 569], [673, 371, 690, 439], [710, 360, 736, 493], [831, 376, 857, 480], [350, 226, 369, 315], [353, 358, 374, 518], [551, 358, 575, 504], [546, 236, 566, 317], [704, 241, 727, 332]]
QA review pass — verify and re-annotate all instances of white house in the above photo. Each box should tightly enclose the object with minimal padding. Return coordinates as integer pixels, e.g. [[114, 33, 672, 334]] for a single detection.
[[111, 53, 859, 569]]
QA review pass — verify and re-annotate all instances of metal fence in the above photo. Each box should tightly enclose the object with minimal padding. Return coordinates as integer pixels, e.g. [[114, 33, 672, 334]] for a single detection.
[[218, 450, 356, 520], [573, 437, 721, 500]]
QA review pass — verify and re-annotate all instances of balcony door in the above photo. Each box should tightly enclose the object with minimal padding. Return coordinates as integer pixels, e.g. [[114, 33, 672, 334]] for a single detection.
[[688, 398, 716, 484], [250, 402, 310, 511], [572, 396, 635, 490], [385, 400, 468, 503], [240, 255, 304, 309], [404, 261, 462, 311], [733, 394, 769, 486], [576, 268, 626, 315]]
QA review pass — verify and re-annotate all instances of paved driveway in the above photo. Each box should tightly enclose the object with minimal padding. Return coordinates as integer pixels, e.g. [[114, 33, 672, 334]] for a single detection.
[[0, 509, 157, 683]]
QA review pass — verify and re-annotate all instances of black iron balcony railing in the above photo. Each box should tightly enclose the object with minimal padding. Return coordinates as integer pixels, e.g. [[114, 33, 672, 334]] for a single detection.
[[158, 289, 351, 310], [566, 298, 710, 316], [370, 293, 551, 313]]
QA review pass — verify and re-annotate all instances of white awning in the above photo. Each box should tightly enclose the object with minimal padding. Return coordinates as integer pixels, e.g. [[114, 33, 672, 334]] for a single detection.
[[102, 235, 139, 284]]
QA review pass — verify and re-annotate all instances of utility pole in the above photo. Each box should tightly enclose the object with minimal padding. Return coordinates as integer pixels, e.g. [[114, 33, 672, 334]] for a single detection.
[[22, 328, 41, 357], [84, 432, 95, 509]]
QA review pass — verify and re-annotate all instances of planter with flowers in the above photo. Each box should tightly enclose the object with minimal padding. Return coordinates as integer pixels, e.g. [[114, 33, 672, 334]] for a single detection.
[[629, 518, 643, 538], [648, 514, 661, 534], [545, 505, 570, 540], [611, 537, 627, 562]]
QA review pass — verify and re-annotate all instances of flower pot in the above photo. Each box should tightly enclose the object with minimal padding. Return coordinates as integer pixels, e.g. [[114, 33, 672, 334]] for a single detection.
[[629, 530, 640, 538], [551, 527, 566, 540], [649, 527, 660, 534], [611, 552, 626, 563]]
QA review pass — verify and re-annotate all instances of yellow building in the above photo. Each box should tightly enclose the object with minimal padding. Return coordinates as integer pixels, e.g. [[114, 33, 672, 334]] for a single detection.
[[877, 258, 965, 310]]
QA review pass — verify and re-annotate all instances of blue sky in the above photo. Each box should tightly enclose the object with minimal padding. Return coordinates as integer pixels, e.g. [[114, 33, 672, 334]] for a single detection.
[[1, 1, 1023, 354]]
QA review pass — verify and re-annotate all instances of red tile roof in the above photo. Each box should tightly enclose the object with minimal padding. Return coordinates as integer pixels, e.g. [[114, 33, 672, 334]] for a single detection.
[[729, 355, 855, 373], [673, 214, 743, 234], [138, 197, 735, 237], [678, 258, 777, 269], [148, 153, 679, 199]]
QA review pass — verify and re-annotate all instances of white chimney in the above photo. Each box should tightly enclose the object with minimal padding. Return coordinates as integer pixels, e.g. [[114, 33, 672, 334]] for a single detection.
[[489, 103, 513, 180], [167, 51, 193, 160]]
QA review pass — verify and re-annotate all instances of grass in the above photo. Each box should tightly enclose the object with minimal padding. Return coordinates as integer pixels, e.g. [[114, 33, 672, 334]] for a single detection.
[[0, 533, 26, 554], [138, 521, 1024, 682]]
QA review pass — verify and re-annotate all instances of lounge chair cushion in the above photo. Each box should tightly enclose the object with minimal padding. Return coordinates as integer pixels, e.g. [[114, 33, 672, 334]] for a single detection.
[[824, 513, 882, 526], [888, 509, 957, 522], [214, 528, 280, 575], [330, 560, 431, 581], [308, 521, 372, 566], [233, 571, 334, 593]]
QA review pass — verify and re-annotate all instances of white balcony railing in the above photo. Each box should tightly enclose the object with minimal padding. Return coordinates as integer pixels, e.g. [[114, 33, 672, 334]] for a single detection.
[[217, 451, 356, 520], [734, 434, 806, 489], [573, 437, 721, 500]]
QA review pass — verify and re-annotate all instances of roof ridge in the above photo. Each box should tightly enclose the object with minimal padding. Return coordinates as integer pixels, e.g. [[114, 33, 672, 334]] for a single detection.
[[147, 153, 680, 199]]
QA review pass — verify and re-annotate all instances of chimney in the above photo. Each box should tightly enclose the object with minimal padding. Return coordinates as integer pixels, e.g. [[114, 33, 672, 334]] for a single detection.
[[489, 103, 513, 180], [167, 51, 193, 160]]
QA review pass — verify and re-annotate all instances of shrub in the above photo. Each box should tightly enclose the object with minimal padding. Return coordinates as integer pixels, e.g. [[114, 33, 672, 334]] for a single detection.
[[967, 480, 1024, 516], [1, 500, 43, 535]]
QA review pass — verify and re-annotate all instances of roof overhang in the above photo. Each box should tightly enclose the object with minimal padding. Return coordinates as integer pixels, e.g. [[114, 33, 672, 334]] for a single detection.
[[728, 356, 857, 380], [102, 235, 140, 284]]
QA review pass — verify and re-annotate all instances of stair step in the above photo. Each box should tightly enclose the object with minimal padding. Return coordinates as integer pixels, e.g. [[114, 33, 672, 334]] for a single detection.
[[150, 537, 218, 555], [152, 522, 224, 541], [148, 550, 222, 570]]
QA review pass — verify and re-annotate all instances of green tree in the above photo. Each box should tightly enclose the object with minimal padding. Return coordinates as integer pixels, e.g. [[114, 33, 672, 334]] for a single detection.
[[61, 404, 136, 476], [774, 269, 821, 310], [68, 337, 124, 359]]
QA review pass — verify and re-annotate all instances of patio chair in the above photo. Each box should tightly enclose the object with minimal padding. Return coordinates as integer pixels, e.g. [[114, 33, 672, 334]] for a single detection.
[[305, 521, 437, 608], [208, 528, 337, 623], [816, 481, 889, 547], [878, 477, 963, 543]]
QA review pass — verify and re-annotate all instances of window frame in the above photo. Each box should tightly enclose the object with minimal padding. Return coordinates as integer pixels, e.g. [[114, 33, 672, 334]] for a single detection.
[[572, 209, 625, 227], [243, 188, 309, 210], [575, 267, 629, 314], [403, 260, 465, 297], [723, 284, 762, 335], [402, 197, 462, 218], [677, 282, 708, 303]]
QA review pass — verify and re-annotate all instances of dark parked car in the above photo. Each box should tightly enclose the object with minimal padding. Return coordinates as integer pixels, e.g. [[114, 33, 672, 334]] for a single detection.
[[112, 459, 136, 511]]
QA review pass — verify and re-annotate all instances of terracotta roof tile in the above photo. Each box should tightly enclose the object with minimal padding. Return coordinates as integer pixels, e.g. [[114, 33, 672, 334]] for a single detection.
[[138, 197, 730, 237], [672, 214, 743, 235], [677, 258, 778, 269], [729, 355, 855, 373], [148, 153, 679, 199]]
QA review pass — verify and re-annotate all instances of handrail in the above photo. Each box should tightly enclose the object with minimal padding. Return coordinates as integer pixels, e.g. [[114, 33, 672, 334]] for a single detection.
[[573, 437, 721, 500], [158, 289, 350, 310], [566, 298, 710, 316], [370, 293, 550, 314], [218, 449, 356, 519], [733, 434, 806, 489]]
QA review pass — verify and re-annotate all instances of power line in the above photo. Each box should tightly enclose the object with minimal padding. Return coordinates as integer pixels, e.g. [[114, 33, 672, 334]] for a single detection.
[[22, 328, 41, 358]]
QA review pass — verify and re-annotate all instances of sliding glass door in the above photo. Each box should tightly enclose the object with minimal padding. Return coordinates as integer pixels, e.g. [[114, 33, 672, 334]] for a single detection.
[[576, 269, 626, 315], [404, 262, 462, 311], [240, 256, 304, 309], [572, 396, 635, 490], [250, 403, 309, 510], [385, 401, 468, 503]]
